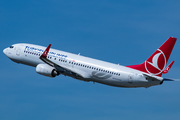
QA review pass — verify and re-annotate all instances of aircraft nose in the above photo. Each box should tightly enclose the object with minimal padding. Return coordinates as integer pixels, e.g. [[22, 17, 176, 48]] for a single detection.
[[3, 48, 7, 55], [3, 48, 11, 58]]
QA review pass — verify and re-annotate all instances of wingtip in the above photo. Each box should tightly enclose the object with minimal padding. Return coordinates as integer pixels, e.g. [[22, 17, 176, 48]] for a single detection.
[[162, 61, 175, 74], [40, 44, 52, 58]]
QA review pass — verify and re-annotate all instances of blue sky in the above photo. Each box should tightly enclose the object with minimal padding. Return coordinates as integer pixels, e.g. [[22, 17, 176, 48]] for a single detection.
[[1, 0, 180, 120]]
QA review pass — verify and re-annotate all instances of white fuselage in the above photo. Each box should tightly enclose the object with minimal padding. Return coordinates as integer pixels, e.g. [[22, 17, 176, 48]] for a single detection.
[[3, 43, 163, 88]]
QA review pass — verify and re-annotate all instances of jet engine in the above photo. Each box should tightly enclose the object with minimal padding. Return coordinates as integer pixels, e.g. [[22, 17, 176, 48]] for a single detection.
[[36, 64, 59, 77]]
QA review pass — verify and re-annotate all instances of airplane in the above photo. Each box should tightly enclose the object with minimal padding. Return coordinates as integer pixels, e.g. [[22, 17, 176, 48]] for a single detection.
[[3, 37, 179, 88]]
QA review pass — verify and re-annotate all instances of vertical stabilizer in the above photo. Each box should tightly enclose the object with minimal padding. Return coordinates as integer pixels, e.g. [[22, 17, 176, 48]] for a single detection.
[[127, 37, 177, 77]]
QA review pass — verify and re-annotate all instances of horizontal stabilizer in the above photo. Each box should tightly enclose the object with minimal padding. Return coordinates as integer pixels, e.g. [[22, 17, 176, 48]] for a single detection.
[[163, 78, 180, 81], [143, 73, 163, 81]]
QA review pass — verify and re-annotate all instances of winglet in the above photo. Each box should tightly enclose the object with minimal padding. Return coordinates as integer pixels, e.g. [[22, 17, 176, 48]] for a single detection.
[[40, 44, 51, 58], [162, 61, 174, 74]]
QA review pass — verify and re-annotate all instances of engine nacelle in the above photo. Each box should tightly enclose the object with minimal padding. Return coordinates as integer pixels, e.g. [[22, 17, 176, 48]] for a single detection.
[[36, 64, 58, 77]]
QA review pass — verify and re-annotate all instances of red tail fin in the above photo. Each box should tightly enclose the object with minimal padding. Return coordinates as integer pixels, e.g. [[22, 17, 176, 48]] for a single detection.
[[127, 37, 177, 77]]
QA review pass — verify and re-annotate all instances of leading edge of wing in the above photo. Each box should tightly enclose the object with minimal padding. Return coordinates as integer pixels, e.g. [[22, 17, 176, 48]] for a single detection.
[[39, 44, 85, 79]]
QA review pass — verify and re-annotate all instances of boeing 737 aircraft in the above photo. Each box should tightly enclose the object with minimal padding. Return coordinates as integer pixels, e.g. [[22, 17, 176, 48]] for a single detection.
[[3, 37, 179, 88]]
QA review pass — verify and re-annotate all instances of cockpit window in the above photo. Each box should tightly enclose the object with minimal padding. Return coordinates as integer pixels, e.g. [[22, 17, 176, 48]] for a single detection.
[[9, 46, 14, 48]]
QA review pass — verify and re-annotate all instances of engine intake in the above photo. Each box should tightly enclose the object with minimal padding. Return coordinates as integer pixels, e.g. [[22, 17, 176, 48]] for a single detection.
[[36, 64, 59, 77]]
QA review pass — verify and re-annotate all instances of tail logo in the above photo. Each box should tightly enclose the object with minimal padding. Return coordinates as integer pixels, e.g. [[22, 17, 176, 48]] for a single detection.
[[145, 49, 166, 75]]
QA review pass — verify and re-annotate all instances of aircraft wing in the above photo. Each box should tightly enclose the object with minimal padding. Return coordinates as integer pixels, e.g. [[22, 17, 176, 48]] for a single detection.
[[40, 44, 85, 80]]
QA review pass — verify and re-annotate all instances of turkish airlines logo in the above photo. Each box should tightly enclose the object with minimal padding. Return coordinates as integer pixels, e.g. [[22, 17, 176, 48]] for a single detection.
[[145, 49, 166, 75]]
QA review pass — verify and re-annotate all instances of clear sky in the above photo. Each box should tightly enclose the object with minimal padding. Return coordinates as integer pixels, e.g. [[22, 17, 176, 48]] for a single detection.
[[1, 0, 180, 120]]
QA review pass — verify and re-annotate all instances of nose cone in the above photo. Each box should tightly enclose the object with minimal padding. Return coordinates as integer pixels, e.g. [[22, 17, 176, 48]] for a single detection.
[[3, 48, 7, 55], [3, 48, 11, 58]]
